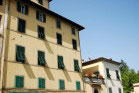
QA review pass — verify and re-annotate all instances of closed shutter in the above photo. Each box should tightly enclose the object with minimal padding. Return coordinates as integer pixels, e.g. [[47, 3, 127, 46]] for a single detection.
[[38, 51, 46, 66], [76, 81, 81, 90], [59, 80, 65, 90], [39, 78, 45, 88], [15, 76, 24, 88], [16, 46, 25, 62]]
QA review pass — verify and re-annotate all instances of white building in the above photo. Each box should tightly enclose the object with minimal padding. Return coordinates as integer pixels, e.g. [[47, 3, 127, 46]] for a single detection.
[[82, 57, 123, 93], [132, 83, 139, 93]]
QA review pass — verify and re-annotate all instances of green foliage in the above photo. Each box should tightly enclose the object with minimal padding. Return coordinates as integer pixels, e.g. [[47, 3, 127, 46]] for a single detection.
[[119, 60, 139, 93]]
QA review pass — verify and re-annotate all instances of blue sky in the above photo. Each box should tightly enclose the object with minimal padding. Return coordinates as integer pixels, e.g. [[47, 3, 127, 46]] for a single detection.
[[50, 0, 139, 71]]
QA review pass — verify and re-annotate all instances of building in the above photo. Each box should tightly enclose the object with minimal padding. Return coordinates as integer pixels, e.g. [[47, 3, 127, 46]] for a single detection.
[[82, 57, 123, 93], [0, 0, 85, 93], [132, 83, 139, 93]]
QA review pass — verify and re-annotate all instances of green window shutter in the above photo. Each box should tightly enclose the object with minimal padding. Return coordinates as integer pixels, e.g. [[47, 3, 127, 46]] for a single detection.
[[39, 78, 45, 88], [72, 39, 77, 50], [106, 68, 111, 79], [38, 26, 45, 39], [58, 56, 64, 69], [59, 80, 65, 90], [74, 60, 80, 72], [16, 46, 25, 63], [76, 81, 81, 90], [116, 70, 120, 80], [17, 2, 21, 12], [15, 76, 24, 88], [57, 33, 62, 45], [36, 11, 39, 20], [25, 5, 28, 14], [18, 18, 26, 33], [38, 51, 46, 66]]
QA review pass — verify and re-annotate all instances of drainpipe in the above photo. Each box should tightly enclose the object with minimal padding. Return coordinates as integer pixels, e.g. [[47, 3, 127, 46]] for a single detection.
[[0, 0, 10, 92]]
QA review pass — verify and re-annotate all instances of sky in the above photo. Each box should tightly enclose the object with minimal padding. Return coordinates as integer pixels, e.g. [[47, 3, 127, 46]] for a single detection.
[[50, 0, 139, 71]]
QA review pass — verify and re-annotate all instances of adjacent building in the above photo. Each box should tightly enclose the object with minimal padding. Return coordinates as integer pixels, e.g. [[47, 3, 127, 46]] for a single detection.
[[0, 0, 85, 93], [132, 83, 139, 93], [82, 57, 123, 93]]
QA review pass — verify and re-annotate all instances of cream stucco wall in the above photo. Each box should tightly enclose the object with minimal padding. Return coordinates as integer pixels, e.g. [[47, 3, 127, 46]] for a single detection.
[[1, 0, 84, 93], [31, 0, 49, 9]]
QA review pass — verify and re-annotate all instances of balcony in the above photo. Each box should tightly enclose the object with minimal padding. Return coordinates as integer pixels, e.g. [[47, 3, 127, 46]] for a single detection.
[[83, 76, 105, 85]]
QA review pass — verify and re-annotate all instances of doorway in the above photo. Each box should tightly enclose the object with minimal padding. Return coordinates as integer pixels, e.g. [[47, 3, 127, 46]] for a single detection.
[[94, 89, 99, 93]]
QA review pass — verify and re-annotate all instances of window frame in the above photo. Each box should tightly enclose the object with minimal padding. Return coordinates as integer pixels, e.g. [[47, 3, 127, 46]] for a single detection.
[[38, 78, 45, 89], [18, 18, 26, 33], [0, 0, 3, 5], [71, 27, 76, 35], [16, 45, 25, 63], [116, 70, 120, 80], [38, 50, 46, 66], [17, 2, 28, 15], [109, 87, 112, 93], [38, 0, 43, 5], [76, 81, 81, 90], [72, 39, 77, 50], [56, 19, 61, 29], [56, 33, 62, 45], [59, 79, 65, 90], [74, 59, 80, 72], [106, 68, 111, 79], [38, 26, 45, 40], [57, 55, 65, 69]]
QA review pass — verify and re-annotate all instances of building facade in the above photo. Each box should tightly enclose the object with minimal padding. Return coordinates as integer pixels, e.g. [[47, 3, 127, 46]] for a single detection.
[[82, 57, 123, 93], [0, 0, 85, 93], [132, 83, 139, 93]]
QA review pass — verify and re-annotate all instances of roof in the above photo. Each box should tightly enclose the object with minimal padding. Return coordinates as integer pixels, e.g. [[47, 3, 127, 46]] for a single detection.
[[133, 83, 139, 87], [20, 0, 85, 31], [82, 57, 121, 66]]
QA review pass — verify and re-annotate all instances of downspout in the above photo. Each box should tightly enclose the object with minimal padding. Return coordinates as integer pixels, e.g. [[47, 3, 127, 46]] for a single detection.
[[0, 0, 10, 92]]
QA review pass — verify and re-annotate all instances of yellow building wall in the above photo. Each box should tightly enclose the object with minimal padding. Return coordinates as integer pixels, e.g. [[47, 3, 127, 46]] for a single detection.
[[2, 0, 84, 92]]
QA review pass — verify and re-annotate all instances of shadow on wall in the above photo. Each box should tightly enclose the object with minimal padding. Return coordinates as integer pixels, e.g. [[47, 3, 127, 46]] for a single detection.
[[63, 68, 72, 82], [23, 57, 36, 79], [43, 67, 55, 80], [43, 40, 54, 54]]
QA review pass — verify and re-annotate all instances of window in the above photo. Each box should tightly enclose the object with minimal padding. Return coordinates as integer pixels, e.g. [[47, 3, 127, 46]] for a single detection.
[[58, 56, 65, 69], [57, 33, 62, 45], [0, 0, 3, 5], [74, 60, 80, 72], [109, 87, 112, 93], [72, 39, 77, 50], [119, 88, 122, 93], [36, 11, 46, 22], [38, 51, 46, 66], [76, 81, 81, 90], [38, 26, 45, 40], [18, 18, 26, 33], [16, 45, 25, 63], [15, 76, 24, 88], [59, 80, 65, 90], [38, 0, 43, 5], [38, 78, 45, 88], [106, 68, 111, 79], [56, 19, 61, 29], [71, 27, 76, 35], [116, 70, 120, 80], [17, 2, 28, 14]]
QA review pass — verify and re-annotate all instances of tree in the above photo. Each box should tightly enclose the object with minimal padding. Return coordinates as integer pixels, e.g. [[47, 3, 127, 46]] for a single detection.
[[119, 60, 139, 93]]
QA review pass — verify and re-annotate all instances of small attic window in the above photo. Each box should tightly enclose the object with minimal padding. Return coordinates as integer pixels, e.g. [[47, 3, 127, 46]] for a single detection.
[[38, 0, 43, 5]]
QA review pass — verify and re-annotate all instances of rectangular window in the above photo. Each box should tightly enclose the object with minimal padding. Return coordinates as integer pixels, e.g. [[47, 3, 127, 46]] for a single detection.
[[71, 27, 76, 35], [72, 39, 77, 50], [116, 70, 120, 80], [0, 15, 2, 27], [38, 0, 43, 5], [17, 2, 28, 14], [74, 60, 80, 72], [15, 76, 24, 88], [56, 19, 61, 29], [58, 56, 65, 69], [38, 26, 45, 40], [119, 88, 122, 93], [57, 33, 62, 45], [38, 78, 45, 88], [76, 81, 81, 90], [0, 0, 3, 5], [16, 45, 25, 63], [109, 87, 112, 93], [18, 18, 26, 33], [59, 80, 65, 90], [106, 68, 111, 79], [38, 51, 46, 66], [36, 11, 46, 22]]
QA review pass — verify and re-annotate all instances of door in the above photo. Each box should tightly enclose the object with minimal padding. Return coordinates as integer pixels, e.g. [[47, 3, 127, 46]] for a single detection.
[[94, 89, 99, 93]]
